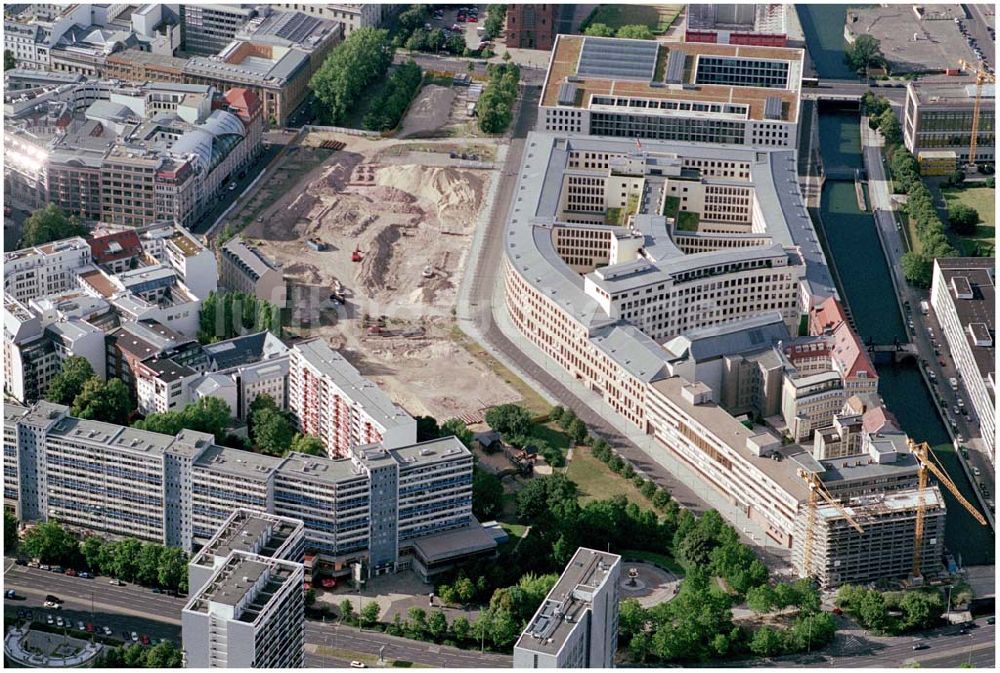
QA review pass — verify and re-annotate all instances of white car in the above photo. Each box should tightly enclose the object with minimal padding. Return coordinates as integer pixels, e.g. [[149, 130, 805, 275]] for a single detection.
[[131, 631, 139, 642], [103, 626, 113, 636], [350, 662, 366, 669], [47, 615, 54, 625]]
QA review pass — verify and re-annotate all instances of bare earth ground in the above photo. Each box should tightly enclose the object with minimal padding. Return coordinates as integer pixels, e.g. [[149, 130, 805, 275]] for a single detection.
[[242, 131, 519, 420]]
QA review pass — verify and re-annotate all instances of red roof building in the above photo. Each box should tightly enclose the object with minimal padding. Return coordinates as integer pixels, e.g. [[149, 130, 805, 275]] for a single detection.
[[87, 230, 143, 273], [808, 296, 848, 336], [223, 87, 262, 124]]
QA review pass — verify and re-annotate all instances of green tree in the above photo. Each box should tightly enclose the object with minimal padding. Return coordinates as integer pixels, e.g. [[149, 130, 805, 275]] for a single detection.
[[360, 600, 381, 628], [158, 546, 187, 592], [112, 538, 143, 582], [428, 609, 449, 641], [618, 598, 648, 644], [4, 49, 16, 71], [750, 626, 784, 657], [651, 488, 671, 510], [144, 641, 183, 668], [948, 203, 979, 235], [407, 606, 428, 638], [747, 584, 777, 613], [46, 356, 96, 405], [21, 520, 79, 565], [584, 22, 616, 37], [71, 377, 132, 425], [901, 252, 933, 287], [4, 510, 20, 555], [846, 34, 885, 78], [305, 588, 317, 607], [21, 204, 88, 247], [484, 403, 533, 436], [899, 590, 944, 631], [472, 467, 504, 520], [310, 28, 394, 125], [289, 433, 326, 456], [878, 108, 902, 146], [415, 415, 441, 441], [616, 25, 655, 40], [483, 5, 507, 40], [440, 418, 474, 449], [454, 576, 476, 604], [450, 615, 471, 642], [339, 598, 354, 620], [249, 394, 295, 454], [136, 543, 163, 587], [567, 417, 588, 445]]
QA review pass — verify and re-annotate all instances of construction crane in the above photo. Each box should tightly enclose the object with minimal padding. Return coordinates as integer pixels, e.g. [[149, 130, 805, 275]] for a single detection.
[[800, 471, 865, 579], [957, 59, 995, 168], [909, 440, 988, 581]]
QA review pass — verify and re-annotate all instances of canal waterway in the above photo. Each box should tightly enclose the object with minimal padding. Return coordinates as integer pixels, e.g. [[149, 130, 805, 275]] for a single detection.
[[814, 108, 993, 565], [796, 5, 857, 79]]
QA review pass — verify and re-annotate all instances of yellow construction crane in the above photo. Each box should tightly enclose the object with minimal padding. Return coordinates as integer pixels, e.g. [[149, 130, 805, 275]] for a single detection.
[[909, 440, 988, 581], [957, 60, 996, 168], [800, 471, 865, 578]]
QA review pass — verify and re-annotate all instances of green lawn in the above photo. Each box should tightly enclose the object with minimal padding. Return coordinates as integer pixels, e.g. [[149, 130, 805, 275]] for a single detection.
[[620, 549, 686, 575], [662, 196, 680, 218], [529, 422, 570, 452], [498, 521, 528, 539], [941, 186, 996, 256], [676, 210, 700, 231], [584, 4, 683, 33], [606, 207, 623, 225], [564, 448, 649, 508]]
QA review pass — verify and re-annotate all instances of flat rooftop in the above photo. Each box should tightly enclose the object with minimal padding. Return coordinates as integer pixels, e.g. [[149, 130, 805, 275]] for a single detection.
[[184, 552, 299, 622], [542, 35, 803, 123], [516, 548, 620, 656], [650, 376, 810, 500], [194, 444, 281, 479], [191, 508, 302, 570], [909, 78, 997, 107], [936, 258, 995, 385]]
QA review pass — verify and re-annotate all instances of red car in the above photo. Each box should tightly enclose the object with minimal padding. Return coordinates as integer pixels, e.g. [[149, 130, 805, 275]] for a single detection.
[[64, 569, 76, 577], [468, 15, 478, 23], [85, 623, 94, 633], [320, 578, 337, 589], [303, 581, 312, 591], [140, 634, 150, 646]]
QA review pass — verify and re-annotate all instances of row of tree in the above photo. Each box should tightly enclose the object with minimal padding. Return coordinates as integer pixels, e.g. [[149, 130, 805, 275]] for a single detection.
[[198, 289, 283, 344], [482, 5, 508, 41], [835, 585, 949, 634], [46, 356, 132, 425], [478, 62, 520, 134], [863, 95, 962, 287], [13, 520, 188, 593], [591, 439, 674, 511], [311, 27, 395, 125], [91, 641, 182, 668], [584, 23, 655, 39], [363, 61, 424, 132], [404, 27, 466, 55]]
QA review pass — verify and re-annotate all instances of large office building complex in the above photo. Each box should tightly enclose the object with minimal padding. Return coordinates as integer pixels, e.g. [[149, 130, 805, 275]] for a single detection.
[[930, 258, 996, 462], [501, 42, 955, 586], [514, 548, 621, 668], [904, 79, 996, 165], [540, 36, 803, 148], [4, 401, 487, 579]]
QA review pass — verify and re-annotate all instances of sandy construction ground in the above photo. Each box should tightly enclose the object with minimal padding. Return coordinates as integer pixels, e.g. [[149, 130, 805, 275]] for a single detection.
[[243, 131, 519, 420]]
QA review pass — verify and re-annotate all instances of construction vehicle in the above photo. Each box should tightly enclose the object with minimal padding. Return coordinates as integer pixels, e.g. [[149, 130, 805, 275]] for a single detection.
[[908, 440, 987, 583], [956, 60, 995, 168], [799, 470, 865, 579], [351, 246, 362, 262]]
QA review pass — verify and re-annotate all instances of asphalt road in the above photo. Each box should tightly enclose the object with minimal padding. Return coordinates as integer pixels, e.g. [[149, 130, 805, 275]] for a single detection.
[[4, 561, 510, 668]]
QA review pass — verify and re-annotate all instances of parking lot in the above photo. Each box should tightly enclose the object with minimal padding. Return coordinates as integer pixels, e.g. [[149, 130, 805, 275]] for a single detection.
[[429, 4, 492, 52]]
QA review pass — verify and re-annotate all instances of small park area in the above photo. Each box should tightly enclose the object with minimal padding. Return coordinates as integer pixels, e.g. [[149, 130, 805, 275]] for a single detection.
[[941, 185, 995, 256]]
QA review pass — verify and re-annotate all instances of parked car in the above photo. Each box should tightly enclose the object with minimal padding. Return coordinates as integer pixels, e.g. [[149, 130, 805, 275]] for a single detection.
[[350, 662, 367, 669], [39, 564, 50, 571], [51, 566, 64, 574], [47, 614, 55, 625], [103, 626, 113, 636], [131, 631, 139, 642], [141, 634, 151, 646], [86, 623, 94, 633], [109, 579, 124, 586], [5, 589, 18, 599], [77, 621, 85, 631], [64, 568, 76, 576], [79, 571, 91, 579], [45, 595, 62, 604], [15, 559, 27, 566], [320, 578, 337, 589], [152, 587, 162, 594], [912, 643, 929, 650], [56, 617, 64, 627]]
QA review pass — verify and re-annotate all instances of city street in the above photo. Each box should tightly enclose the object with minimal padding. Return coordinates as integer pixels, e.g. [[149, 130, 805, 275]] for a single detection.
[[3, 560, 510, 668], [861, 120, 996, 522]]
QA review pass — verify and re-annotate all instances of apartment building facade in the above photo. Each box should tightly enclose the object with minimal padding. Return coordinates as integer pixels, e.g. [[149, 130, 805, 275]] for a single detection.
[[903, 79, 996, 164], [288, 339, 417, 457], [506, 5, 558, 51], [219, 238, 286, 306], [182, 4, 259, 56]]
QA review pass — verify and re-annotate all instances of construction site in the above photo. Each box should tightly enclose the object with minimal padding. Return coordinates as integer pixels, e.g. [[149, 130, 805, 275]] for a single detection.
[[239, 130, 520, 421]]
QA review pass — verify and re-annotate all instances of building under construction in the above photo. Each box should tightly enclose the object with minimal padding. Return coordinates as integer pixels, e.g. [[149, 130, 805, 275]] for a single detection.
[[792, 487, 947, 588]]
